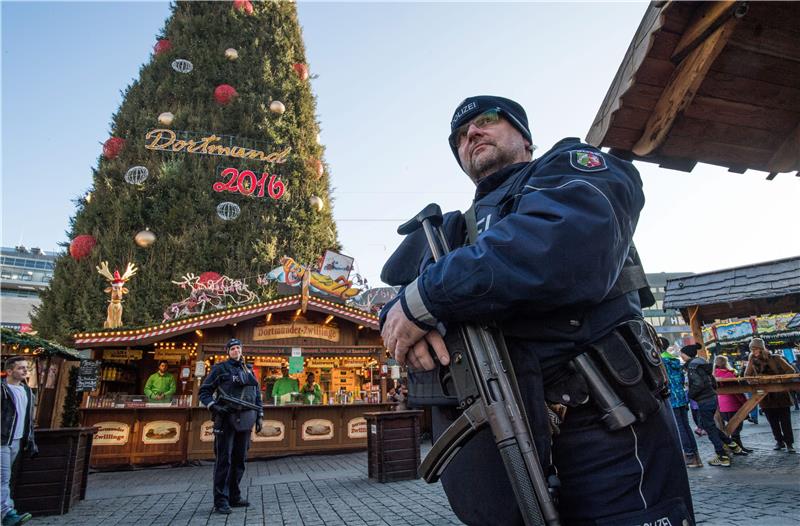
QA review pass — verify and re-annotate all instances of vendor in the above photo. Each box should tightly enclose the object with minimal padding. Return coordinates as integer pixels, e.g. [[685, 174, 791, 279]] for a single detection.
[[144, 360, 176, 402], [271, 366, 299, 404], [300, 372, 322, 405]]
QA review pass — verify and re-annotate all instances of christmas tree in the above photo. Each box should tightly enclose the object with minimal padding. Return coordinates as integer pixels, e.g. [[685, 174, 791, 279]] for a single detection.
[[33, 1, 337, 343]]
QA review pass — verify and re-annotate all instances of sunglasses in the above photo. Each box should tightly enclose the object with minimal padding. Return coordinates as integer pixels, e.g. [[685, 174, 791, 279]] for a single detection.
[[449, 108, 503, 150]]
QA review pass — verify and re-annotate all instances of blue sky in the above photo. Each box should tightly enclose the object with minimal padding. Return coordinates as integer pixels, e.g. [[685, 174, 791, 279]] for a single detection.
[[3, 1, 798, 288]]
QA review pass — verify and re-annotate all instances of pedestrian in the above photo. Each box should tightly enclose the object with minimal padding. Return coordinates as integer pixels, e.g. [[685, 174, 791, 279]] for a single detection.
[[143, 360, 176, 402], [744, 338, 796, 452], [380, 95, 694, 525], [713, 356, 751, 452], [662, 342, 702, 467], [681, 344, 746, 467], [198, 339, 263, 514], [2, 356, 38, 526]]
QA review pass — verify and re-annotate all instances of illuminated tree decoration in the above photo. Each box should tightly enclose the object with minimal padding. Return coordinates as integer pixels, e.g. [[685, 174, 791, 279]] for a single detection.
[[102, 137, 125, 159], [269, 100, 286, 114], [163, 272, 258, 321], [153, 39, 172, 56], [309, 195, 324, 212], [232, 0, 254, 15], [69, 235, 97, 261], [216, 201, 241, 220], [134, 229, 156, 248], [214, 84, 238, 105], [124, 166, 150, 185], [225, 48, 239, 61], [171, 59, 194, 73], [158, 112, 174, 126], [292, 63, 309, 81]]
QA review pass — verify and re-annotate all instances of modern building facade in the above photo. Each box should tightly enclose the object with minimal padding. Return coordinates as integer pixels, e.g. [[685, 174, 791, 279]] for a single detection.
[[0, 246, 57, 331], [645, 272, 693, 346]]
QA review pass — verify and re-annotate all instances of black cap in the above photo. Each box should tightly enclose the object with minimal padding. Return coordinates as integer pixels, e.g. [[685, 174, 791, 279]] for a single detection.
[[225, 338, 242, 350], [449, 95, 532, 167], [680, 344, 701, 358]]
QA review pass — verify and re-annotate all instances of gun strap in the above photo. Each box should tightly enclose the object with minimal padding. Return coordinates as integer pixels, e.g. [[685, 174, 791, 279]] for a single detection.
[[464, 203, 479, 245]]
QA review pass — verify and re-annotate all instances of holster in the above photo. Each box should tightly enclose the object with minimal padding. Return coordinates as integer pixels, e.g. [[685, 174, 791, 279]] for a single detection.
[[587, 319, 669, 423]]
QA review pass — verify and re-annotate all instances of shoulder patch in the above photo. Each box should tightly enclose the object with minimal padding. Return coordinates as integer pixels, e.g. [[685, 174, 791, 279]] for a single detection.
[[569, 150, 607, 172]]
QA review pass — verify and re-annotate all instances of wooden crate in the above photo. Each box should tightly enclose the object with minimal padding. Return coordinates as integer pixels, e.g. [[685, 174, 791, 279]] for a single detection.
[[364, 410, 422, 483], [13, 427, 96, 516]]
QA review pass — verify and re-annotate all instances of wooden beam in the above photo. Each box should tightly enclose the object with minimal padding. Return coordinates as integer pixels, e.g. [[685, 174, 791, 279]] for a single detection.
[[687, 305, 707, 359], [767, 121, 800, 174], [633, 17, 739, 157], [724, 393, 765, 436], [671, 1, 738, 62]]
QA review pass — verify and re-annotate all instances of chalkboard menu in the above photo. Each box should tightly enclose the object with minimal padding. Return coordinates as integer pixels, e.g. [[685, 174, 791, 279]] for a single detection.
[[77, 359, 101, 392]]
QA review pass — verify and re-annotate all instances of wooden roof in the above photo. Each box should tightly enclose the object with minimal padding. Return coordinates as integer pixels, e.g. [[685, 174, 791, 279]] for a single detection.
[[663, 256, 800, 325], [72, 294, 379, 348], [587, 1, 800, 179]]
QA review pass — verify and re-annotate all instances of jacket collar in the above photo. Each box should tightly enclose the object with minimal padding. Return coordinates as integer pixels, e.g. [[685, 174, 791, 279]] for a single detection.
[[474, 162, 530, 199]]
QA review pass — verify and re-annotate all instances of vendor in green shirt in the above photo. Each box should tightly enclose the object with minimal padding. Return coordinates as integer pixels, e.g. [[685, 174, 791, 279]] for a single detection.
[[300, 372, 323, 405], [144, 361, 177, 402], [271, 367, 299, 404]]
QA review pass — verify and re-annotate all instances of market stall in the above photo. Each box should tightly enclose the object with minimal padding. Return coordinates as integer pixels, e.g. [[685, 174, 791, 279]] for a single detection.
[[664, 256, 800, 435], [73, 294, 394, 467]]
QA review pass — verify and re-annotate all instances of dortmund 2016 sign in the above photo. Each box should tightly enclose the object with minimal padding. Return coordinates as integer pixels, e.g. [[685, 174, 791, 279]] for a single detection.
[[145, 129, 291, 164]]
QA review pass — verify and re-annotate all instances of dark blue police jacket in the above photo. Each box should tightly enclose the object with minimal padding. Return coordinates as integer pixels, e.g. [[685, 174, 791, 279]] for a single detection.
[[199, 358, 263, 432], [382, 137, 646, 381]]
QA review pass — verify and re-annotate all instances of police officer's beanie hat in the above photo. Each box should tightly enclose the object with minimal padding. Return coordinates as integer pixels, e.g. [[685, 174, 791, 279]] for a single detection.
[[225, 338, 242, 349], [449, 95, 532, 166]]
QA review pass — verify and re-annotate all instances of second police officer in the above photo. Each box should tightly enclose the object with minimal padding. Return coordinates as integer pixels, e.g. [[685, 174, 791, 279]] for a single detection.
[[199, 338, 263, 515]]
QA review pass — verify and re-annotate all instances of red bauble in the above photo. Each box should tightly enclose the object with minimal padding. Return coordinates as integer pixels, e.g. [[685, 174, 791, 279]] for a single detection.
[[292, 63, 309, 81], [198, 272, 222, 286], [232, 0, 253, 15], [69, 235, 97, 261], [102, 137, 125, 159], [153, 39, 172, 56], [214, 84, 238, 105]]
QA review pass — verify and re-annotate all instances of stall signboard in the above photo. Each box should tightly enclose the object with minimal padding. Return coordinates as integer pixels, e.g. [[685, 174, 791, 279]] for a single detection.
[[200, 420, 214, 442], [716, 320, 753, 342], [154, 348, 185, 362], [756, 313, 796, 334], [94, 421, 130, 446], [702, 326, 715, 345], [347, 417, 367, 439], [309, 359, 338, 368], [289, 347, 304, 374], [341, 359, 367, 369], [252, 358, 284, 368], [252, 420, 285, 442], [142, 420, 181, 444], [253, 322, 339, 342], [102, 349, 142, 361], [77, 359, 101, 392], [301, 418, 334, 441]]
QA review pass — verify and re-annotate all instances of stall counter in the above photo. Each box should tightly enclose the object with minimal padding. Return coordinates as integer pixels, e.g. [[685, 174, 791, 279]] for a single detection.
[[82, 403, 394, 467]]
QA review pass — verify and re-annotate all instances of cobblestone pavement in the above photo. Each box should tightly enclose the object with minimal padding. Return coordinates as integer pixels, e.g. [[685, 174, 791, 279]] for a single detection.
[[27, 412, 799, 526]]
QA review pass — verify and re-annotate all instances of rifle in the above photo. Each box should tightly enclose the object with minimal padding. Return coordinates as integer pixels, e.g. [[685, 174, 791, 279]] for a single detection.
[[215, 388, 263, 413], [398, 204, 560, 526]]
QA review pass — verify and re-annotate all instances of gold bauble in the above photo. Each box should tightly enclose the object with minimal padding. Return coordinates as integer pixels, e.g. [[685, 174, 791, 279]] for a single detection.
[[309, 196, 324, 212], [134, 229, 157, 248], [269, 100, 286, 114], [158, 112, 174, 126], [225, 48, 239, 61]]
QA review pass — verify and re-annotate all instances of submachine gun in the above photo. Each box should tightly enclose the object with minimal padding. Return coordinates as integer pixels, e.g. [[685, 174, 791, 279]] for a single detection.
[[215, 388, 263, 413], [397, 204, 561, 526]]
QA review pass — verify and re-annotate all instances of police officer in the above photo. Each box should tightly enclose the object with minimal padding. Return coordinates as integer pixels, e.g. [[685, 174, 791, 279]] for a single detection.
[[199, 338, 263, 514], [381, 96, 694, 525]]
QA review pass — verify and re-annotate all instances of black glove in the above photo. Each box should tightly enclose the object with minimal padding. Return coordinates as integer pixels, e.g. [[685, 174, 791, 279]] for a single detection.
[[255, 417, 263, 433]]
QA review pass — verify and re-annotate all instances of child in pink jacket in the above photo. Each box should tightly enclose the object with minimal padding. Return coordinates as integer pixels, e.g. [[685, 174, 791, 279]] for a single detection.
[[714, 356, 752, 452]]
